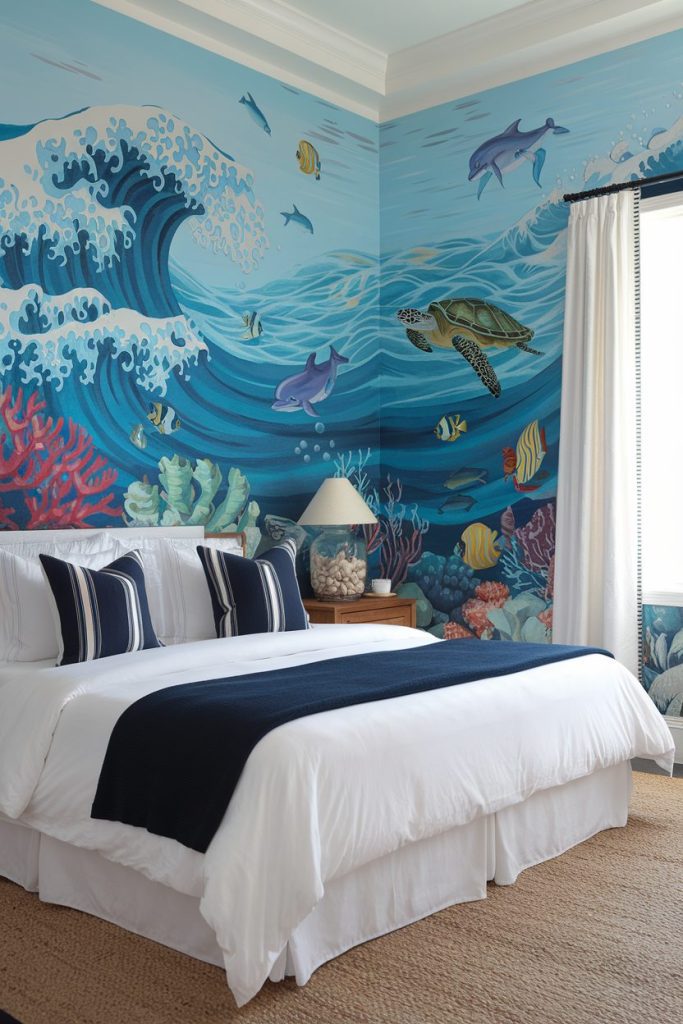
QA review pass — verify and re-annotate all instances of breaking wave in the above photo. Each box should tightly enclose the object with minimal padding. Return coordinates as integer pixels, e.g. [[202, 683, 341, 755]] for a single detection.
[[0, 284, 207, 392], [0, 105, 268, 392]]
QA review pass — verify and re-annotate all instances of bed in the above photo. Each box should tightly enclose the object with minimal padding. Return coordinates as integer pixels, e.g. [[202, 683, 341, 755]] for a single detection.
[[0, 526, 675, 1007]]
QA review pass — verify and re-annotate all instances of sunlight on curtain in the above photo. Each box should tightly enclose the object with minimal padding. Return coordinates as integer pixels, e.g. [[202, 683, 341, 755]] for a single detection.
[[641, 196, 683, 598]]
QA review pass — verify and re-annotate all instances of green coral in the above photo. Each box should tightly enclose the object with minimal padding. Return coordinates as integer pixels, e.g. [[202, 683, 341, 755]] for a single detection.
[[124, 454, 261, 551], [123, 479, 161, 527]]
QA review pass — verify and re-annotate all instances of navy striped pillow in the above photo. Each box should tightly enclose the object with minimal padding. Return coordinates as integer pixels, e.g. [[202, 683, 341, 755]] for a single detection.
[[197, 539, 309, 637], [40, 550, 161, 665]]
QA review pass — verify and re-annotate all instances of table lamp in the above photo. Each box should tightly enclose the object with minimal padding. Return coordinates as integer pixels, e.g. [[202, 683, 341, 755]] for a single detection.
[[298, 477, 378, 601]]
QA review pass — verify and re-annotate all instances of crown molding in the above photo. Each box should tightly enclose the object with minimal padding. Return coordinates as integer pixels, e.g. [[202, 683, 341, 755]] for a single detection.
[[92, 0, 683, 124], [177, 0, 386, 93], [92, 0, 385, 119], [382, 0, 683, 120]]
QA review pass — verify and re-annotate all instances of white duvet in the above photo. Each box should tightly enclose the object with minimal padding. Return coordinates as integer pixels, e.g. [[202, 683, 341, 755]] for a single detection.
[[0, 625, 674, 1005]]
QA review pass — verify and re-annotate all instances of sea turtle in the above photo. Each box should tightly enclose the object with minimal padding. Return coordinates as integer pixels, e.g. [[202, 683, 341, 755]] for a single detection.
[[396, 298, 541, 398]]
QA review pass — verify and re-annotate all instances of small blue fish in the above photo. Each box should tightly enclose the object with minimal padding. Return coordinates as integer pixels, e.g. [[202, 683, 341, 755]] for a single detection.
[[280, 204, 314, 235], [239, 92, 271, 135], [241, 311, 263, 340]]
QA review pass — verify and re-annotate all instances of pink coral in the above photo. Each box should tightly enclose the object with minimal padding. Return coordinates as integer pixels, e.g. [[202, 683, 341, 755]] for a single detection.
[[0, 387, 121, 529], [444, 621, 476, 640], [514, 502, 556, 573]]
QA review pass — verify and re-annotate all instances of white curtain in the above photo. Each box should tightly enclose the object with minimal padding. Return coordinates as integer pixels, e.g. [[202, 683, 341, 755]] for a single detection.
[[554, 190, 638, 675]]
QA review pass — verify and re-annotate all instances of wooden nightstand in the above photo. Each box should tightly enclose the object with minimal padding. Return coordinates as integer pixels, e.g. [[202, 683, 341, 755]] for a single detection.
[[303, 595, 417, 629]]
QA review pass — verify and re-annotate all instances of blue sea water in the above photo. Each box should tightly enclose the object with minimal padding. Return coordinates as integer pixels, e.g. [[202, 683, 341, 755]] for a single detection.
[[379, 194, 568, 538], [0, 95, 682, 545], [0, 105, 380, 524]]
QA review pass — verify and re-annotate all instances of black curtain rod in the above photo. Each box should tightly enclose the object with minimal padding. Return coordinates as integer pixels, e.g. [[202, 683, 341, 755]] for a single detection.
[[563, 168, 683, 204]]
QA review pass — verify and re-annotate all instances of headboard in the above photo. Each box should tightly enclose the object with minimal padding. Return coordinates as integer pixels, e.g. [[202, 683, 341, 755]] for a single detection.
[[0, 526, 247, 555]]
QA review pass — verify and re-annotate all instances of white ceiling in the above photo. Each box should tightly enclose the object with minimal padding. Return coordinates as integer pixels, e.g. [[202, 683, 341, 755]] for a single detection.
[[93, 0, 683, 121], [284, 0, 529, 54]]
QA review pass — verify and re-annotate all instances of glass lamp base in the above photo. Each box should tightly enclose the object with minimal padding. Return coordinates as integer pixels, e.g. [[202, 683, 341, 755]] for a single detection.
[[310, 526, 367, 602]]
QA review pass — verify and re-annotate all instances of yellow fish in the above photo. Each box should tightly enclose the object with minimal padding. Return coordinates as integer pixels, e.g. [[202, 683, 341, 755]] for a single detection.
[[296, 139, 321, 180], [514, 419, 547, 486], [460, 522, 501, 570], [434, 413, 467, 442]]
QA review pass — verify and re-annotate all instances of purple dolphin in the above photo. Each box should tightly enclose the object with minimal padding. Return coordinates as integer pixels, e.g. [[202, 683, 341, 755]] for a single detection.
[[272, 346, 349, 417]]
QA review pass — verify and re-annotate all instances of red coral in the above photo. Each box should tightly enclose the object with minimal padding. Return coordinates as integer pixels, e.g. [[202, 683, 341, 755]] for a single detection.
[[444, 621, 476, 640], [514, 502, 556, 573], [461, 581, 510, 637], [474, 580, 509, 606], [462, 598, 496, 638], [0, 387, 121, 529]]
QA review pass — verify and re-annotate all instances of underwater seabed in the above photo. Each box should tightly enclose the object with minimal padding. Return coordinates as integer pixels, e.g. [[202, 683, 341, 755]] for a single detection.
[[396, 499, 554, 642]]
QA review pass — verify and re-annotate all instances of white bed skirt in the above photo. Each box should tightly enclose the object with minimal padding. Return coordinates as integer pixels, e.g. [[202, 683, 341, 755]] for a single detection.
[[0, 762, 632, 990]]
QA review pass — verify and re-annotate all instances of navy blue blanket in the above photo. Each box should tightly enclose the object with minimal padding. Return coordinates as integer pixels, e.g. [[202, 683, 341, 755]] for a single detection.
[[91, 639, 611, 853]]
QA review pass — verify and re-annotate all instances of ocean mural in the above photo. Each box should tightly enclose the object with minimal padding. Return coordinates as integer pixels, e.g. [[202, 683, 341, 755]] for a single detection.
[[1, 0, 683, 713], [379, 27, 683, 662], [0, 0, 380, 551]]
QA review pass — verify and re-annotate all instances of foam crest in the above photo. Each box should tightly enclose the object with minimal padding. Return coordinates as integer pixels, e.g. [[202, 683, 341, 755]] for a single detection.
[[0, 284, 207, 393], [0, 105, 268, 283]]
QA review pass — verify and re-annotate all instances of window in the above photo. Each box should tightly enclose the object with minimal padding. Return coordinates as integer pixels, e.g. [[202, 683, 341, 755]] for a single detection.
[[641, 191, 683, 602]]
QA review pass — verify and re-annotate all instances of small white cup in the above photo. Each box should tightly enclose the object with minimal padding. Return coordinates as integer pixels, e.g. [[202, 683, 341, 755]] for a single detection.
[[371, 578, 391, 595]]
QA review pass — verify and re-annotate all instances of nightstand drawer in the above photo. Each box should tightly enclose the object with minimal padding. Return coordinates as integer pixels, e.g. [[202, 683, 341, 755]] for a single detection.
[[304, 596, 417, 629], [339, 608, 414, 627]]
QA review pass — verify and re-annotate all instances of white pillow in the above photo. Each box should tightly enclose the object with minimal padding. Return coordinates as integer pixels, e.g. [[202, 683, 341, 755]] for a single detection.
[[113, 534, 244, 644], [0, 535, 126, 662], [164, 536, 244, 643], [112, 535, 176, 643]]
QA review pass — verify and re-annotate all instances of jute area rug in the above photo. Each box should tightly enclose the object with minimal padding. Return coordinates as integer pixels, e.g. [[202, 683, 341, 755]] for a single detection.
[[1, 771, 681, 1024]]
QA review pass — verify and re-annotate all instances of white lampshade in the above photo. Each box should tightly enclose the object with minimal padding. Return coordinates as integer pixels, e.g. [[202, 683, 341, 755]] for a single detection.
[[298, 477, 377, 526]]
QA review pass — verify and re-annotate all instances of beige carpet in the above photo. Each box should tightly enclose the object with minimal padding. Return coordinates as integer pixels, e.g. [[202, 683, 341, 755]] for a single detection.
[[1, 772, 682, 1024]]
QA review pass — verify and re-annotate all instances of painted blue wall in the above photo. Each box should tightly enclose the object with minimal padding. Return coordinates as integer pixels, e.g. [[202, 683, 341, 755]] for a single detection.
[[379, 29, 683, 643], [0, 0, 380, 544], [1, 0, 683, 676]]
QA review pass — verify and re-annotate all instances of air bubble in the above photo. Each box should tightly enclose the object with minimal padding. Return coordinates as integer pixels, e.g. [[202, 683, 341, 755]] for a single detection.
[[294, 446, 301, 455], [303, 454, 311, 463], [322, 452, 331, 461], [300, 440, 308, 450], [314, 444, 320, 453], [329, 440, 336, 449], [314, 421, 325, 434]]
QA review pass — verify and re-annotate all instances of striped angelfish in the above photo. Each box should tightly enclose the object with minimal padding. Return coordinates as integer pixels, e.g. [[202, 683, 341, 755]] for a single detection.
[[514, 419, 547, 484], [296, 139, 321, 180]]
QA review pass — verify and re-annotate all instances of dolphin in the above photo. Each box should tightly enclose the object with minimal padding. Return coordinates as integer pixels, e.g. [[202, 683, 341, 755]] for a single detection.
[[272, 346, 349, 417], [239, 92, 271, 135], [280, 204, 314, 234], [468, 117, 569, 199]]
